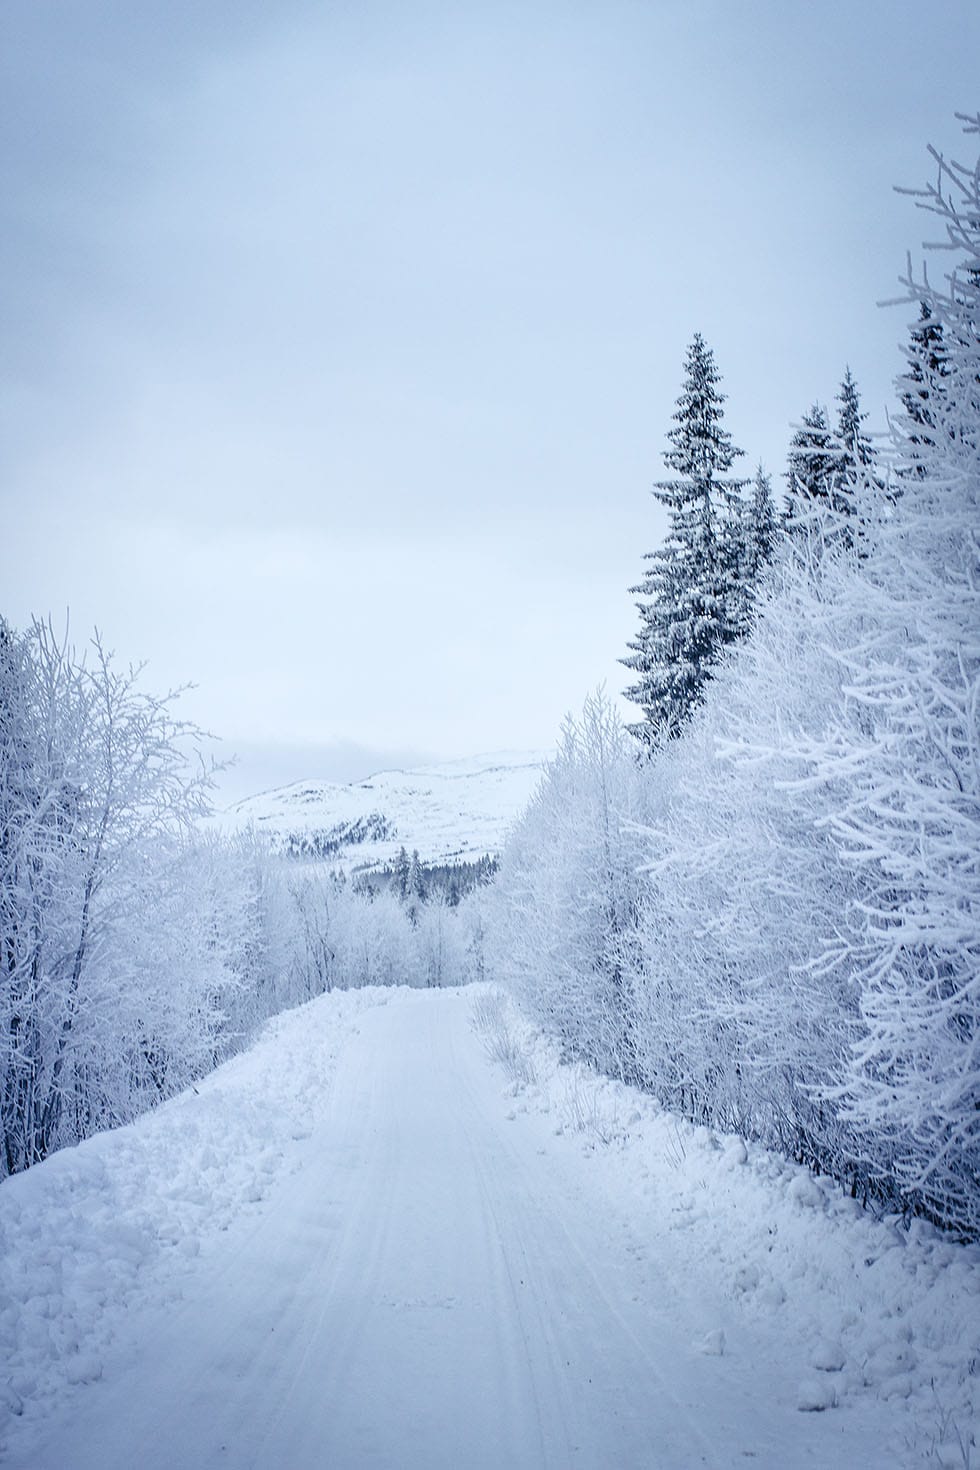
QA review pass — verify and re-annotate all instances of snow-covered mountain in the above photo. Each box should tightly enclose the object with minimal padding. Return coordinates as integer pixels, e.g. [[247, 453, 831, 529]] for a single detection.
[[221, 751, 549, 873]]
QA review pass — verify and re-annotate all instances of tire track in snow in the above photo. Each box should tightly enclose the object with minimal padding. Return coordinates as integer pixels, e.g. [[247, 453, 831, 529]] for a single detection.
[[11, 988, 911, 1468], [455, 1004, 721, 1467]]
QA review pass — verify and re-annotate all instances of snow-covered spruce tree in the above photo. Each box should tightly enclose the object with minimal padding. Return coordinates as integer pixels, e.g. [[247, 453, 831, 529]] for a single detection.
[[786, 376, 874, 549], [394, 845, 410, 900], [488, 691, 654, 1081], [807, 116, 980, 1234], [405, 849, 427, 925], [901, 301, 948, 440], [623, 334, 751, 743], [784, 403, 841, 523], [747, 465, 778, 576], [729, 465, 779, 637], [834, 370, 875, 485]]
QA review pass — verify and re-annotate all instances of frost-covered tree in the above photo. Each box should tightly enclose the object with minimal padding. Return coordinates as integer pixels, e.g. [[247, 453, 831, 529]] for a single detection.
[[786, 375, 875, 539], [784, 403, 838, 522], [836, 368, 874, 473], [290, 870, 339, 996], [727, 465, 779, 636], [628, 526, 866, 1156], [487, 114, 980, 1239], [0, 620, 220, 1173], [394, 846, 410, 900], [898, 303, 950, 483], [633, 115, 980, 1229], [748, 465, 778, 574], [416, 894, 470, 988], [489, 691, 653, 1080], [405, 848, 427, 925], [623, 335, 749, 742], [809, 115, 980, 1233], [833, 369, 879, 540]]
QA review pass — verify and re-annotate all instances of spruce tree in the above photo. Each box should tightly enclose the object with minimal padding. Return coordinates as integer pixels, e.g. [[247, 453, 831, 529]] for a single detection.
[[623, 334, 749, 743], [831, 367, 878, 533], [784, 403, 837, 524], [734, 465, 778, 630], [407, 849, 426, 901], [900, 303, 949, 468], [713, 465, 781, 642], [405, 849, 427, 925], [835, 368, 874, 480], [786, 375, 877, 542], [394, 845, 410, 900]]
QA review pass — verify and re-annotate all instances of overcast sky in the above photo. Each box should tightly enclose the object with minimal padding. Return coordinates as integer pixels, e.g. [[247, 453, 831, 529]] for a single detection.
[[3, 1, 977, 802]]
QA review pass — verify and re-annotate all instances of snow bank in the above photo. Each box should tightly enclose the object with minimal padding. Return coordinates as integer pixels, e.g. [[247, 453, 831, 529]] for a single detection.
[[474, 988, 980, 1465], [0, 987, 389, 1450]]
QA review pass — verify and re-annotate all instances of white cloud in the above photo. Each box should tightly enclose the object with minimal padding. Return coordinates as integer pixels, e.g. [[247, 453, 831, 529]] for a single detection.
[[4, 0, 978, 792]]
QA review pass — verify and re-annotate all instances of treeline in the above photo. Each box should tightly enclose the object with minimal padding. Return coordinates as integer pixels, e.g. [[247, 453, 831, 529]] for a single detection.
[[290, 871, 485, 992], [488, 117, 980, 1238], [358, 849, 498, 907], [280, 812, 395, 861], [0, 626, 483, 1178]]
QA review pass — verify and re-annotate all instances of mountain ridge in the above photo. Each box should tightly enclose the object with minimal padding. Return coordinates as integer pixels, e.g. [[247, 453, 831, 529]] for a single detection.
[[219, 749, 550, 874]]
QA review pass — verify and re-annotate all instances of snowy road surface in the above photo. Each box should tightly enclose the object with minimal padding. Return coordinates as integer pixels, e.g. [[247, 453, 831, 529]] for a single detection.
[[8, 990, 926, 1467]]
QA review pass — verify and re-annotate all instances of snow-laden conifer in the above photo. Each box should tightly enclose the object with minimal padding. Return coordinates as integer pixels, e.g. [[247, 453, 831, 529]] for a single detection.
[[902, 301, 949, 435], [623, 334, 750, 742], [730, 465, 778, 635], [784, 403, 840, 522], [489, 114, 980, 1239], [835, 367, 875, 474]]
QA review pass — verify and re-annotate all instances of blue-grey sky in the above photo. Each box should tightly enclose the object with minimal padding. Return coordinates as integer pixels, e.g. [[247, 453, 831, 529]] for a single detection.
[[3, 1, 977, 801]]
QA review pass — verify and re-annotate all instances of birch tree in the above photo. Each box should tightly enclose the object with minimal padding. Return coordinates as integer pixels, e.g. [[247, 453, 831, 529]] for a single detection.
[[0, 621, 216, 1173]]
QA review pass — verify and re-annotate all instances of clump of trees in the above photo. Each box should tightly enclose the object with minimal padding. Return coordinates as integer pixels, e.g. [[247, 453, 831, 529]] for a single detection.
[[290, 867, 486, 993], [486, 691, 651, 1082], [0, 620, 236, 1174], [364, 849, 498, 908], [490, 115, 980, 1238], [0, 624, 485, 1178], [6, 117, 976, 1245]]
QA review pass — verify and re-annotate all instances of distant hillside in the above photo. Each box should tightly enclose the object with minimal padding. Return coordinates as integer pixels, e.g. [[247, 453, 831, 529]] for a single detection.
[[220, 751, 549, 876]]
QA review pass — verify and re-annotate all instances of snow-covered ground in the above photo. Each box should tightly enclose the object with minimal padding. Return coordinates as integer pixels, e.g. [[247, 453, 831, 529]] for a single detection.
[[217, 751, 549, 874], [476, 991, 980, 1467], [1, 986, 977, 1468]]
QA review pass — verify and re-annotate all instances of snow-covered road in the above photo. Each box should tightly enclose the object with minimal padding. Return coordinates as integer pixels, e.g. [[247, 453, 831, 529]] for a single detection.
[[4, 989, 953, 1467]]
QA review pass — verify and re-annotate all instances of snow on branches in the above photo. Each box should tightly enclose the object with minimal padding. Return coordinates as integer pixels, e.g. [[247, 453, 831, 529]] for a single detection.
[[493, 115, 980, 1238]]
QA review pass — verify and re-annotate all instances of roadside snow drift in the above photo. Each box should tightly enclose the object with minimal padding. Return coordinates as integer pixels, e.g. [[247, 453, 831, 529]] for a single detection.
[[0, 987, 387, 1452]]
